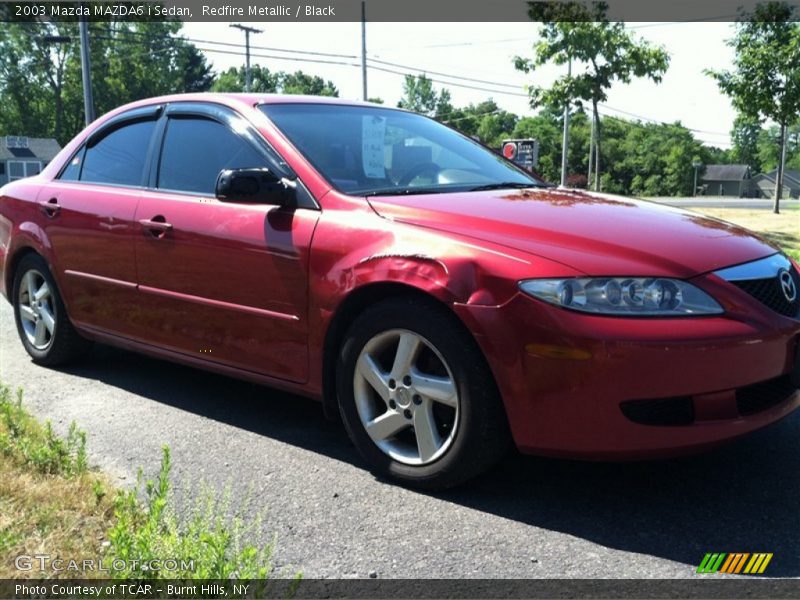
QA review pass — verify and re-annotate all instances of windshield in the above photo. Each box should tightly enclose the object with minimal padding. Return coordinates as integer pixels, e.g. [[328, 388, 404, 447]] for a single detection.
[[259, 103, 543, 196]]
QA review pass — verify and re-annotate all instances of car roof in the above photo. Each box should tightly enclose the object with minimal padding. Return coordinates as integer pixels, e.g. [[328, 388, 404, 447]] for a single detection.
[[115, 92, 386, 112]]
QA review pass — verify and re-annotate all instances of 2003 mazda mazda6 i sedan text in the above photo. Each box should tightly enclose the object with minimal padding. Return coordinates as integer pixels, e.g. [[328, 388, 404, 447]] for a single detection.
[[1, 94, 799, 488]]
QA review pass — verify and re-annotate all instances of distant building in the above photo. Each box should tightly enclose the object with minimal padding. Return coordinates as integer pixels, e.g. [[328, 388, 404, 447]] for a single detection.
[[0, 136, 61, 185], [700, 164, 753, 197], [751, 168, 800, 200]]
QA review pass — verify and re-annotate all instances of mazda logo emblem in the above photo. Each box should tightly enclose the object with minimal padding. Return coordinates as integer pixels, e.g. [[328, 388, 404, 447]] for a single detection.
[[779, 269, 797, 303]]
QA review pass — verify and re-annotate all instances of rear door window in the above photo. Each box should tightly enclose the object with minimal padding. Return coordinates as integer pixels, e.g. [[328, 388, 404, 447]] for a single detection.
[[80, 120, 156, 186]]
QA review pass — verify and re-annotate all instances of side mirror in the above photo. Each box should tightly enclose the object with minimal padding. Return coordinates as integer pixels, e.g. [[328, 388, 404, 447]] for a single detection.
[[215, 168, 295, 206]]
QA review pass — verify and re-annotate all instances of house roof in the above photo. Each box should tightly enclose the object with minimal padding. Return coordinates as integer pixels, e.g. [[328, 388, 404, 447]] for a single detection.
[[702, 164, 751, 182], [0, 137, 61, 162], [761, 168, 800, 184]]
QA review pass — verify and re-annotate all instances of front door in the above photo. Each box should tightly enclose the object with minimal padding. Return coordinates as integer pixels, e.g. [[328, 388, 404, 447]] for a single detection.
[[133, 109, 318, 383]]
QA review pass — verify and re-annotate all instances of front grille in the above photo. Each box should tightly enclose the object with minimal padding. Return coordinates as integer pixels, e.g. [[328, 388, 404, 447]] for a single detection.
[[736, 375, 799, 416], [732, 266, 800, 318], [620, 396, 694, 426]]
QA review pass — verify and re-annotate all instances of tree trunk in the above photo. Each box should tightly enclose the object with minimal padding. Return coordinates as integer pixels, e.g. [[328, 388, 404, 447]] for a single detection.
[[774, 121, 787, 214], [587, 113, 594, 188], [593, 99, 601, 192]]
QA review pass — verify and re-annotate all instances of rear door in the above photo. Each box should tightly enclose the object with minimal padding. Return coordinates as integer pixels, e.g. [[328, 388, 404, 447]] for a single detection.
[[37, 106, 161, 334], [133, 103, 319, 383]]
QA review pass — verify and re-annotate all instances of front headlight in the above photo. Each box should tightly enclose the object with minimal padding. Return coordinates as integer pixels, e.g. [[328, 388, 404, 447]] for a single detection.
[[518, 277, 723, 316]]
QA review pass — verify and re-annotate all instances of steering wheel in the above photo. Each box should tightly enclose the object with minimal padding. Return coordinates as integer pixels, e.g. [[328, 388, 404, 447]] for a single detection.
[[396, 162, 442, 187]]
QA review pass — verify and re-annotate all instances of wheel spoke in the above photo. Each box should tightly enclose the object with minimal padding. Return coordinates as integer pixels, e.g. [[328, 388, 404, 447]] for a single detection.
[[391, 332, 421, 378], [24, 271, 37, 301], [357, 353, 390, 403], [413, 403, 442, 462], [39, 306, 55, 334], [34, 282, 50, 302], [19, 305, 36, 322], [365, 411, 409, 441], [33, 320, 48, 346], [413, 372, 458, 408]]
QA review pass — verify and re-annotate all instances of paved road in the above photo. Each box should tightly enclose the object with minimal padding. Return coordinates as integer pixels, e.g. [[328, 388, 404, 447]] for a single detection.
[[1, 301, 799, 578], [646, 197, 800, 210]]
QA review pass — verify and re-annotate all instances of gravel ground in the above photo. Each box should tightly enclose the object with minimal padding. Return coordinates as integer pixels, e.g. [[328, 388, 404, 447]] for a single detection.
[[1, 301, 798, 579]]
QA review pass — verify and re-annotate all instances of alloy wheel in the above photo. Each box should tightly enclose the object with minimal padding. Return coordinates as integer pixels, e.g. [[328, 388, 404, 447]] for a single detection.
[[353, 329, 460, 465], [18, 269, 56, 350]]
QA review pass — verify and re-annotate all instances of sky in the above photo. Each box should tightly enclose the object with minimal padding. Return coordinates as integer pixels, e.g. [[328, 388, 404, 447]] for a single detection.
[[182, 21, 738, 148]]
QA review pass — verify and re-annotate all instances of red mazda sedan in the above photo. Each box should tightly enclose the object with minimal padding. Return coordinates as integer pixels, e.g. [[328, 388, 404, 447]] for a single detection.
[[1, 94, 799, 488]]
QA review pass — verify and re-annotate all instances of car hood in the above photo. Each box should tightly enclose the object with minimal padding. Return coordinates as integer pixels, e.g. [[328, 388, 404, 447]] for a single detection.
[[367, 187, 778, 278]]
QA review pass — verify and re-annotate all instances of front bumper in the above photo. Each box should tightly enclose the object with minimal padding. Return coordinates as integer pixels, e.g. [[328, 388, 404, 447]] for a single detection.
[[454, 286, 800, 459]]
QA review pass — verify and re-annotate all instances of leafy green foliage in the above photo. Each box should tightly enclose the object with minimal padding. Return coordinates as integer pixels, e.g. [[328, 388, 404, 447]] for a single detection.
[[397, 74, 453, 118], [707, 1, 800, 210], [0, 22, 214, 145], [0, 380, 289, 583], [211, 65, 338, 97], [0, 382, 87, 477], [730, 115, 764, 174], [514, 1, 670, 189], [107, 446, 280, 580], [758, 123, 800, 173], [480, 106, 720, 196]]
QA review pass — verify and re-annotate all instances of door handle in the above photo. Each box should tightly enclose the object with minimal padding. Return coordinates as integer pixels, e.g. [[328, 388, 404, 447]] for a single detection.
[[40, 198, 60, 218], [139, 216, 173, 239]]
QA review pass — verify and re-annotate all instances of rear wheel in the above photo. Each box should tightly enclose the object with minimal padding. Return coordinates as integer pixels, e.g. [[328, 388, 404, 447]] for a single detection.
[[337, 297, 510, 489], [12, 254, 90, 366]]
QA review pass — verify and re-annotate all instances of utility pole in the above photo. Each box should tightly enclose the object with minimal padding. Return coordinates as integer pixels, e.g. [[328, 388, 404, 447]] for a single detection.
[[775, 122, 788, 214], [587, 111, 595, 188], [78, 15, 94, 125], [361, 1, 368, 101], [560, 58, 572, 187], [692, 159, 703, 197], [230, 24, 263, 92]]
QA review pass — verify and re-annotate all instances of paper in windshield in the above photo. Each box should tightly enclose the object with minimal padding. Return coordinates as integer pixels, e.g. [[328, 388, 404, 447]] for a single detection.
[[362, 115, 386, 179]]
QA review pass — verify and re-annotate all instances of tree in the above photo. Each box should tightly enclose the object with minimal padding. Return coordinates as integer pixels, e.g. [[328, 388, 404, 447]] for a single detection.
[[211, 65, 280, 93], [397, 74, 452, 119], [757, 123, 800, 173], [707, 1, 800, 212], [280, 71, 338, 96], [0, 23, 80, 142], [210, 66, 338, 96], [730, 114, 764, 174], [514, 1, 670, 191], [0, 22, 214, 144], [439, 100, 519, 146]]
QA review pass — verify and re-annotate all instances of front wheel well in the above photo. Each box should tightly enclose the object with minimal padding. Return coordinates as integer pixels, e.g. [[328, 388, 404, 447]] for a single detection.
[[321, 282, 495, 420]]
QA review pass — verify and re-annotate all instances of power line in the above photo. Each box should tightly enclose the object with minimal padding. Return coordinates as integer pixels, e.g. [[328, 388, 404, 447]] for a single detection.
[[193, 45, 359, 68], [19, 25, 732, 145], [91, 26, 358, 60], [368, 56, 525, 90]]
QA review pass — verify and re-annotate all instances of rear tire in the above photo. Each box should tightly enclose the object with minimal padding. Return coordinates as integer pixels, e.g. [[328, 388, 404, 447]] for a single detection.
[[337, 296, 510, 490], [12, 254, 91, 366]]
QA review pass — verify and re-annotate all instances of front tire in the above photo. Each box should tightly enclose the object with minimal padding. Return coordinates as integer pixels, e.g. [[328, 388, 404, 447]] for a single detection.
[[337, 297, 510, 490], [12, 254, 91, 366]]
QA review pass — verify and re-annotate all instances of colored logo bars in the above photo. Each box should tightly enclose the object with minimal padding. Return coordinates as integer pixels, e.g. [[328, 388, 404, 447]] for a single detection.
[[697, 553, 773, 574]]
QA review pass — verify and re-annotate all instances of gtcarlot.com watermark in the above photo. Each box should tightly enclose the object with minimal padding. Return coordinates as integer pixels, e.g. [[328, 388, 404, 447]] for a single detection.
[[15, 553, 195, 573]]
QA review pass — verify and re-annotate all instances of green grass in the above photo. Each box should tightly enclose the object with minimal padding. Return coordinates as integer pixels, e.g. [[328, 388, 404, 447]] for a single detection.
[[0, 381, 290, 582], [691, 205, 800, 261]]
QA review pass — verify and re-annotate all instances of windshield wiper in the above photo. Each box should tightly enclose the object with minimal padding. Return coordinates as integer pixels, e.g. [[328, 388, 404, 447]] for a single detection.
[[468, 182, 541, 192], [362, 188, 446, 197]]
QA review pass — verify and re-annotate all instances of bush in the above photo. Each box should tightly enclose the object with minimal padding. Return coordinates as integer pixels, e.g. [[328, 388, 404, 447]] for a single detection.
[[0, 383, 87, 477], [107, 446, 278, 580]]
